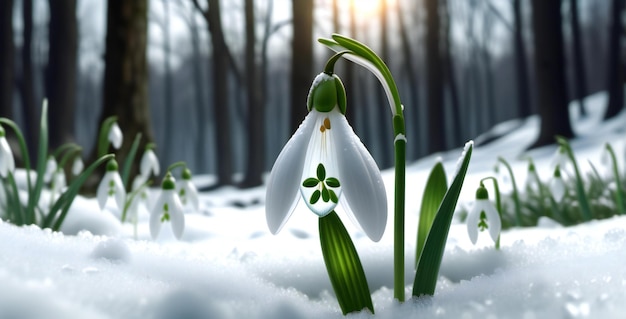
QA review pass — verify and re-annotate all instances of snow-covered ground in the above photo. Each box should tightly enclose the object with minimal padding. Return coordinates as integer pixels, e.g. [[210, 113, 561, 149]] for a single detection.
[[1, 92, 625, 319]]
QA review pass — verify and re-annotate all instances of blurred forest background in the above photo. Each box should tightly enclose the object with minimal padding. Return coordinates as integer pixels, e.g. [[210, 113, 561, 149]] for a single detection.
[[0, 0, 623, 189]]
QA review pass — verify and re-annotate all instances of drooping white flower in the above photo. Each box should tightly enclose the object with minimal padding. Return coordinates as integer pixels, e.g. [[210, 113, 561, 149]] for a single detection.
[[0, 125, 15, 178], [126, 174, 150, 223], [150, 173, 185, 240], [467, 184, 501, 245], [550, 146, 570, 178], [550, 165, 566, 202], [108, 122, 123, 150], [140, 144, 160, 178], [97, 159, 126, 210], [44, 156, 57, 183], [265, 72, 387, 242], [72, 156, 84, 176], [524, 161, 541, 192], [50, 169, 67, 200], [177, 168, 199, 211]]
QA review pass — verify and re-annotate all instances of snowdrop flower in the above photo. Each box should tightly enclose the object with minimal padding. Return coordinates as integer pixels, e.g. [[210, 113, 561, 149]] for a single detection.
[[150, 172, 185, 240], [44, 156, 57, 183], [140, 143, 160, 178], [51, 169, 66, 197], [177, 168, 199, 211], [467, 183, 501, 245], [0, 125, 15, 178], [72, 156, 84, 176], [550, 165, 565, 202], [97, 159, 126, 210], [550, 146, 570, 177], [108, 122, 123, 150], [525, 161, 540, 192], [266, 72, 387, 241]]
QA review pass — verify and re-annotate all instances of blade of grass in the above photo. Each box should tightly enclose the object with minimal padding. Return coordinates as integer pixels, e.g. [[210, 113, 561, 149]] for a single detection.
[[121, 133, 142, 188], [415, 161, 447, 267]]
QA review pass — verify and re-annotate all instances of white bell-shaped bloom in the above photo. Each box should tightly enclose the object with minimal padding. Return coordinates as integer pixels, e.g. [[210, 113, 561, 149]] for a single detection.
[[108, 122, 123, 150], [150, 173, 185, 240], [467, 184, 501, 245], [266, 73, 387, 241], [550, 165, 566, 202], [72, 156, 84, 176], [97, 159, 126, 210], [140, 145, 160, 177], [550, 146, 571, 178], [524, 162, 540, 192], [0, 126, 15, 178], [44, 156, 57, 183], [50, 169, 67, 200], [177, 168, 199, 211]]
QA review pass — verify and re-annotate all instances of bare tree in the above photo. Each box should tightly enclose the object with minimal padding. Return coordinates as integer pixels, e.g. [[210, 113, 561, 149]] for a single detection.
[[19, 0, 38, 152], [568, 0, 588, 117], [241, 0, 265, 188], [159, 0, 175, 166], [289, 0, 314, 133], [512, 0, 532, 118], [426, 0, 446, 153], [530, 0, 574, 148], [47, 0, 78, 149], [0, 0, 14, 120], [604, 0, 624, 119], [442, 0, 462, 145]]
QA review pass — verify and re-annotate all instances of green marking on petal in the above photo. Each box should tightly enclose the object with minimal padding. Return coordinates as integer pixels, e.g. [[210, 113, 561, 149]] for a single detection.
[[303, 178, 320, 187], [478, 211, 488, 231], [325, 177, 340, 188], [161, 212, 170, 223], [317, 163, 326, 181], [329, 189, 338, 203], [164, 203, 169, 212], [322, 186, 330, 202], [311, 190, 321, 204]]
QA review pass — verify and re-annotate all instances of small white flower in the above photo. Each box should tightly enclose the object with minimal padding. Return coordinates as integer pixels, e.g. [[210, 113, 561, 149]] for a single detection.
[[72, 157, 84, 176], [550, 165, 566, 202], [140, 145, 160, 177], [44, 156, 57, 183], [467, 184, 501, 245], [524, 162, 540, 192], [97, 159, 126, 210], [177, 168, 199, 211], [127, 174, 149, 223], [550, 146, 570, 178], [50, 169, 67, 199], [150, 173, 185, 240], [108, 122, 123, 149], [266, 73, 387, 242], [0, 126, 15, 178]]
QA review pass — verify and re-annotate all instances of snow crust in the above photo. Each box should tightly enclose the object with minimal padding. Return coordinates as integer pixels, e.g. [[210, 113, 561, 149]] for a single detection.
[[1, 91, 626, 318]]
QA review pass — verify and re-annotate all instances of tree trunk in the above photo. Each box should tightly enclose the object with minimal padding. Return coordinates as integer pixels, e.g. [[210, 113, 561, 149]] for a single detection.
[[513, 0, 532, 118], [241, 0, 264, 188], [0, 0, 14, 120], [569, 0, 588, 117], [97, 0, 153, 171], [481, 6, 496, 128], [604, 0, 624, 119], [189, 11, 208, 174], [289, 0, 314, 133], [442, 0, 462, 146], [161, 0, 175, 167], [20, 0, 37, 153], [530, 0, 574, 148], [47, 0, 78, 150], [375, 0, 392, 167], [426, 0, 446, 153]]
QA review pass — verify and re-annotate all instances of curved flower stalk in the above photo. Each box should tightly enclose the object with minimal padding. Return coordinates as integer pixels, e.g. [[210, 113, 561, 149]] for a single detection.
[[467, 182, 501, 246], [555, 136, 592, 221], [140, 143, 160, 178], [150, 172, 185, 240], [265, 72, 387, 242], [496, 157, 522, 226], [0, 125, 15, 178], [97, 159, 126, 211], [177, 168, 199, 211]]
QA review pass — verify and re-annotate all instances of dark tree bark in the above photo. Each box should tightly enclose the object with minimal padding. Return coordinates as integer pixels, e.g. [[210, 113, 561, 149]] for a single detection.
[[375, 0, 392, 167], [442, 0, 462, 146], [194, 0, 235, 185], [20, 0, 37, 152], [161, 0, 175, 167], [604, 0, 624, 119], [241, 0, 265, 188], [426, 0, 446, 153], [481, 5, 496, 128], [289, 0, 314, 134], [513, 0, 532, 118], [97, 0, 153, 167], [569, 0, 588, 117], [530, 0, 574, 148], [0, 0, 14, 119], [47, 0, 78, 149]]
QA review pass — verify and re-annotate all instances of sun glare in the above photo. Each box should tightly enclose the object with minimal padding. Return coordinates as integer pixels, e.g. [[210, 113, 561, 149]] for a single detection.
[[354, 0, 381, 17]]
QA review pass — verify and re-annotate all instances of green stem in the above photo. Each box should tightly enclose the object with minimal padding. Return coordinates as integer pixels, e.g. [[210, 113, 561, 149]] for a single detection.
[[0, 118, 32, 193], [393, 115, 406, 302], [556, 136, 592, 221], [166, 161, 187, 175], [480, 177, 501, 250], [497, 157, 522, 226], [605, 143, 625, 215]]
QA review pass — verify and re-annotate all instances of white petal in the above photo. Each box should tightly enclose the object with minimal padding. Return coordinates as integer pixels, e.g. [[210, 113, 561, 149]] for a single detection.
[[169, 192, 186, 239], [181, 180, 199, 211], [265, 112, 317, 234], [0, 137, 14, 177], [149, 191, 166, 239], [550, 177, 565, 202], [112, 173, 126, 210], [44, 157, 57, 183], [72, 157, 84, 175], [332, 110, 387, 241], [140, 149, 160, 177], [109, 122, 123, 149], [484, 202, 501, 243], [96, 173, 111, 210], [466, 202, 482, 245]]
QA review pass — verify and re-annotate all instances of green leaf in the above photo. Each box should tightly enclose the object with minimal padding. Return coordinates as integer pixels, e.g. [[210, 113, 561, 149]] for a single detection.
[[97, 116, 118, 158], [329, 189, 338, 203], [121, 133, 142, 189], [413, 142, 473, 297], [322, 186, 330, 202], [319, 211, 374, 315], [326, 177, 340, 188], [302, 178, 319, 188], [317, 163, 326, 181], [310, 190, 321, 205], [26, 101, 49, 224], [415, 161, 448, 268]]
